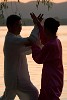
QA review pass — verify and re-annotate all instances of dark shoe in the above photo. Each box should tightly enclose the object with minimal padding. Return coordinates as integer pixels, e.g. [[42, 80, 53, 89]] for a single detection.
[[0, 96, 4, 100]]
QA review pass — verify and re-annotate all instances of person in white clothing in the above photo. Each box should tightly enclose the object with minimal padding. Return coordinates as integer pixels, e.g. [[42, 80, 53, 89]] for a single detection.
[[0, 14, 41, 100]]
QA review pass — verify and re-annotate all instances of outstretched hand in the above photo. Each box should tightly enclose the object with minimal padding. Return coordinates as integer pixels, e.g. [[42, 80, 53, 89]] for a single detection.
[[37, 13, 44, 22], [30, 12, 44, 26]]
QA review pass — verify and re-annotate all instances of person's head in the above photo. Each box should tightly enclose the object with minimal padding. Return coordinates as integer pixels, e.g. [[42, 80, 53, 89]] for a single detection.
[[6, 15, 22, 35], [44, 17, 60, 40]]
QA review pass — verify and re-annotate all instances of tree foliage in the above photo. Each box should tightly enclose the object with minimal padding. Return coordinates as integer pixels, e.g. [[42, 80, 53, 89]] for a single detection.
[[0, 0, 52, 19], [0, 0, 8, 18], [36, 0, 53, 10]]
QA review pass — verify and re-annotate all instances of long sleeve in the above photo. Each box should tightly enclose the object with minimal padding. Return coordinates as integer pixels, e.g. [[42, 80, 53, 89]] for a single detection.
[[29, 26, 39, 43], [37, 23, 45, 45], [33, 20, 45, 45], [6, 26, 39, 46], [32, 44, 48, 64], [16, 35, 32, 55], [19, 26, 39, 54], [6, 33, 30, 46], [20, 46, 32, 55], [39, 26, 45, 44]]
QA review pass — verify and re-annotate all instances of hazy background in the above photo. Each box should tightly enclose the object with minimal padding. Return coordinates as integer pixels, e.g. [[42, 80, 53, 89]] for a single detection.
[[0, 0, 67, 25]]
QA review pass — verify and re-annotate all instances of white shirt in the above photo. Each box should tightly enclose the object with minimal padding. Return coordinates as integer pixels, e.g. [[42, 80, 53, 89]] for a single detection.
[[3, 26, 39, 89]]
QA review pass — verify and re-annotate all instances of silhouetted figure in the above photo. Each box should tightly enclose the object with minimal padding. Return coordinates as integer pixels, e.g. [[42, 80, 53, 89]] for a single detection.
[[0, 14, 39, 100], [30, 13, 64, 100]]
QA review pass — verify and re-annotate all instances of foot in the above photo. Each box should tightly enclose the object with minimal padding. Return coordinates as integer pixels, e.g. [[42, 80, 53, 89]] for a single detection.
[[0, 96, 4, 100]]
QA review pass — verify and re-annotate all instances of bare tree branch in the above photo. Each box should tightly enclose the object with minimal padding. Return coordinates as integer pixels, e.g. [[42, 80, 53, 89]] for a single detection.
[[36, 0, 53, 10]]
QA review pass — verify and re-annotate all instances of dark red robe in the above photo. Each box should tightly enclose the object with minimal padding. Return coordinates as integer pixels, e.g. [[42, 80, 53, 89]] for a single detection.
[[32, 37, 64, 100]]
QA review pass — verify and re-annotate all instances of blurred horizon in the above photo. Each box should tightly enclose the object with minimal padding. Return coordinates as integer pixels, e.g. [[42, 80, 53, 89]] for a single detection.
[[0, 0, 67, 3], [19, 0, 67, 3]]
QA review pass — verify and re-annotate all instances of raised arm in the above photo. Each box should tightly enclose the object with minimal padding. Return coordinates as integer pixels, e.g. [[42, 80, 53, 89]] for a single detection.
[[30, 12, 45, 45]]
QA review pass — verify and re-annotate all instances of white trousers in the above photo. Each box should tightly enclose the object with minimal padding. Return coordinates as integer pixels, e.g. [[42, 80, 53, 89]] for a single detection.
[[1, 82, 39, 100]]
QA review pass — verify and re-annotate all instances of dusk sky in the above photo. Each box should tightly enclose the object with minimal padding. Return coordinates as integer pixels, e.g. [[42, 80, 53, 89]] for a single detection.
[[21, 0, 67, 3], [0, 0, 66, 3]]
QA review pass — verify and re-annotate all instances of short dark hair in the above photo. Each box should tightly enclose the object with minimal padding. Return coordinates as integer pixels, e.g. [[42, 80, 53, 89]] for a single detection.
[[44, 17, 60, 34], [6, 15, 21, 28]]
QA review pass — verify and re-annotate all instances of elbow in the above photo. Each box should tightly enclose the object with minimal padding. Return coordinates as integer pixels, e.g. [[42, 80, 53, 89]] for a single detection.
[[32, 57, 42, 64]]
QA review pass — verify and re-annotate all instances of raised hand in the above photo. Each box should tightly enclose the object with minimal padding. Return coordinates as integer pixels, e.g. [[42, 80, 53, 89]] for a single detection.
[[30, 12, 39, 25], [30, 12, 44, 26], [37, 13, 44, 22]]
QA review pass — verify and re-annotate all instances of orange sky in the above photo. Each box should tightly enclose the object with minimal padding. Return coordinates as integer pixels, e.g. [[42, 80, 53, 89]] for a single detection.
[[1, 0, 66, 3], [21, 0, 67, 3]]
